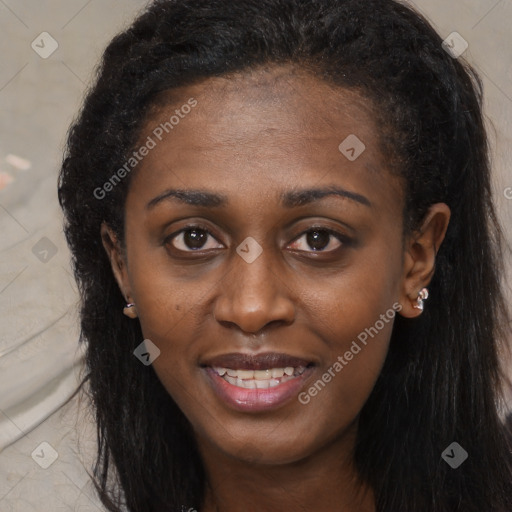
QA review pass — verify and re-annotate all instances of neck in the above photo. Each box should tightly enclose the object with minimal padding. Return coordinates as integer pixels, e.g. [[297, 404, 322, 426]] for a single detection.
[[198, 423, 375, 512]]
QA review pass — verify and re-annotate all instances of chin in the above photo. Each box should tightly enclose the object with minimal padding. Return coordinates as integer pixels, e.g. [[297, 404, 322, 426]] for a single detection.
[[211, 429, 319, 466]]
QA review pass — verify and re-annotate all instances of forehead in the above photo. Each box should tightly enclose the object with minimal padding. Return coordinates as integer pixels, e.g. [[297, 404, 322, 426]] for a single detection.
[[148, 65, 379, 151], [128, 65, 402, 213]]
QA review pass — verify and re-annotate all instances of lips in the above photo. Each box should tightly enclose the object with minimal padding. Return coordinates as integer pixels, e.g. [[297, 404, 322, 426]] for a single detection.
[[201, 352, 313, 371], [200, 352, 315, 412]]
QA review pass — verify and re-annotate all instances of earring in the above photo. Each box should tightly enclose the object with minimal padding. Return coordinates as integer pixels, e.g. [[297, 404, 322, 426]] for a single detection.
[[123, 303, 138, 319], [413, 288, 429, 311]]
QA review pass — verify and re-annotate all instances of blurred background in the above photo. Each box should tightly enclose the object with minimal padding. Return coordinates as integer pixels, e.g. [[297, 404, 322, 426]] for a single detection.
[[0, 0, 511, 510]]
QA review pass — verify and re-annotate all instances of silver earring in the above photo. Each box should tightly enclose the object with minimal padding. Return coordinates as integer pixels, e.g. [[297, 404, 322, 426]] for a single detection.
[[413, 288, 429, 311], [123, 303, 138, 319]]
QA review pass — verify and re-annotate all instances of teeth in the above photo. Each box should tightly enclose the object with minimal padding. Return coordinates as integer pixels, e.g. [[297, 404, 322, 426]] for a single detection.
[[237, 378, 256, 389], [213, 365, 310, 389], [255, 379, 270, 389], [236, 369, 255, 379], [224, 375, 237, 386], [254, 370, 271, 380]]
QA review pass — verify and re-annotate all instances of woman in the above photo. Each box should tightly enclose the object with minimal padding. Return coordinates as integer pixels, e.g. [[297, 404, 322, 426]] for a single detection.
[[57, 0, 512, 510]]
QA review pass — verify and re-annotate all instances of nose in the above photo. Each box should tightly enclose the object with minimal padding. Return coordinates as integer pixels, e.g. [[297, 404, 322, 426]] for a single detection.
[[213, 246, 296, 335]]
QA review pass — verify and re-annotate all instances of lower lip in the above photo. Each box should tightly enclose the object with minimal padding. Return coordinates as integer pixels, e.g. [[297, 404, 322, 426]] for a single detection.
[[203, 366, 314, 412]]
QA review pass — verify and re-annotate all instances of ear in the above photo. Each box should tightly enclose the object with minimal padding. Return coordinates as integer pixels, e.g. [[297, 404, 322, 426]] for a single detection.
[[100, 221, 133, 303], [398, 203, 451, 318]]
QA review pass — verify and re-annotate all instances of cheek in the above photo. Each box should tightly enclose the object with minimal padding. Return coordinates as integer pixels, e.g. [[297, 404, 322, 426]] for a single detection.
[[303, 235, 401, 345], [132, 278, 204, 414], [292, 299, 396, 453], [124, 230, 210, 343], [308, 315, 393, 408], [125, 254, 224, 409], [298, 243, 402, 414], [126, 261, 200, 362], [303, 285, 395, 399]]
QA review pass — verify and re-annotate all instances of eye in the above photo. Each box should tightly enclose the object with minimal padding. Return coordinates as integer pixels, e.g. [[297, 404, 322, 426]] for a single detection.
[[165, 225, 223, 252], [288, 228, 347, 253]]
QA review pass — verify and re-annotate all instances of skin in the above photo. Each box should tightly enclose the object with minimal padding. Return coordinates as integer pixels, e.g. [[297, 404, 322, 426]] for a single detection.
[[101, 65, 450, 512]]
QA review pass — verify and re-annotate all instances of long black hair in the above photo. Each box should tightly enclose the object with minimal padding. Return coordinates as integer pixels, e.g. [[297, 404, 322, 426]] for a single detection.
[[57, 0, 512, 510]]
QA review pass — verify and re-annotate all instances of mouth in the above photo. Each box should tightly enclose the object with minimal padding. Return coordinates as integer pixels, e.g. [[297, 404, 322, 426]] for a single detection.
[[211, 365, 308, 389], [200, 352, 315, 412]]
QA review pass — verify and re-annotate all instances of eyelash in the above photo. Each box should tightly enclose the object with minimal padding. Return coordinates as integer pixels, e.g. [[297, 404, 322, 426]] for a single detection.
[[164, 224, 351, 255]]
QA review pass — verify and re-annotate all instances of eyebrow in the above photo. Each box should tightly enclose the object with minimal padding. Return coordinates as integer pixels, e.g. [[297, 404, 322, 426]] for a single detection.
[[146, 185, 371, 210], [281, 186, 371, 208]]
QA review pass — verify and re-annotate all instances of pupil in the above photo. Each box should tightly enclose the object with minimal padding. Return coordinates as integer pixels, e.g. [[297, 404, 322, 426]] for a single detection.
[[307, 230, 329, 251], [185, 229, 207, 249]]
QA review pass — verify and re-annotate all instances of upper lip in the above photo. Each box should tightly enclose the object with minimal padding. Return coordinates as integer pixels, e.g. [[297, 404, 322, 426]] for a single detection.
[[201, 352, 314, 370]]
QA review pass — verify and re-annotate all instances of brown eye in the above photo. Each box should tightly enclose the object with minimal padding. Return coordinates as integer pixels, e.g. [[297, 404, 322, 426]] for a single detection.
[[166, 226, 223, 252], [306, 230, 331, 251], [182, 228, 208, 249], [288, 228, 346, 253]]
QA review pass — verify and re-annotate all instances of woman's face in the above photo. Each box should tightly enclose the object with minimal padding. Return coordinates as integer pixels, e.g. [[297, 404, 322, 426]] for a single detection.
[[104, 66, 435, 465]]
